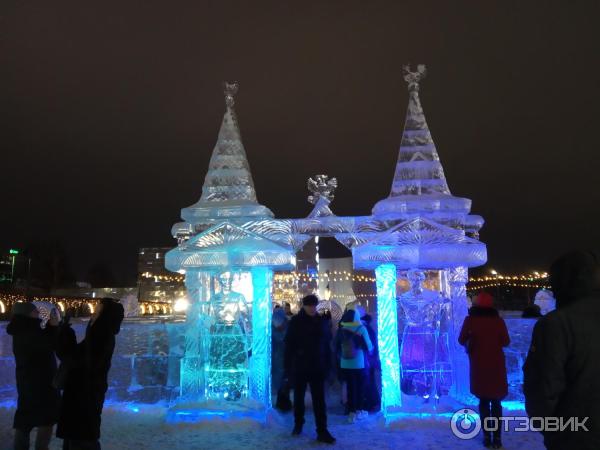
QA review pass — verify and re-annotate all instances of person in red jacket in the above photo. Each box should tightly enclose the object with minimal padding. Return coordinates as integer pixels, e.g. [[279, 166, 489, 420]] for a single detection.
[[459, 291, 510, 449]]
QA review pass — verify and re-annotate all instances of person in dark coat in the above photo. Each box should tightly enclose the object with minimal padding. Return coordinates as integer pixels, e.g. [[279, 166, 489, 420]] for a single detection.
[[522, 303, 543, 318], [458, 291, 510, 449], [7, 302, 60, 450], [524, 250, 600, 450], [284, 294, 335, 444], [272, 307, 292, 411], [361, 314, 381, 412], [56, 298, 124, 450], [334, 309, 373, 423]]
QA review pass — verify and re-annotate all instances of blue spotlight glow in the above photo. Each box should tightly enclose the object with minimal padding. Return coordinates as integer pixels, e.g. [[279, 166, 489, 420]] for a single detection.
[[375, 263, 402, 416]]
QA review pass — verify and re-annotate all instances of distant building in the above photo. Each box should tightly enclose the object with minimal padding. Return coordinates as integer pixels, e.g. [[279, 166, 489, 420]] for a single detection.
[[0, 254, 12, 284], [137, 247, 186, 303]]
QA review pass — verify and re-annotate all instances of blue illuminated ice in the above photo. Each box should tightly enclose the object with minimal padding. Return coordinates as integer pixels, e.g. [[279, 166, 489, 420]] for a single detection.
[[342, 65, 487, 417], [164, 69, 488, 421], [165, 83, 295, 416]]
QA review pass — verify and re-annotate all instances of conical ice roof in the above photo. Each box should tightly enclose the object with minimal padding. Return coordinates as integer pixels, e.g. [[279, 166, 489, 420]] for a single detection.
[[373, 65, 471, 216], [390, 64, 450, 197], [181, 82, 274, 223]]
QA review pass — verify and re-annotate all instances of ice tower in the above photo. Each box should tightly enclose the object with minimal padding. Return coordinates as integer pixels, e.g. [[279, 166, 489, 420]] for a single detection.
[[166, 83, 295, 418], [338, 65, 486, 418]]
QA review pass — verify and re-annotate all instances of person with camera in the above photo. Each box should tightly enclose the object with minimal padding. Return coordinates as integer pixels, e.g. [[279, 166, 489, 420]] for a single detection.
[[7, 302, 60, 450]]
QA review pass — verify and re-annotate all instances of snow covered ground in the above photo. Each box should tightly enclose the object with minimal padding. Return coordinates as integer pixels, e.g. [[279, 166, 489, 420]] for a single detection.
[[0, 402, 545, 450]]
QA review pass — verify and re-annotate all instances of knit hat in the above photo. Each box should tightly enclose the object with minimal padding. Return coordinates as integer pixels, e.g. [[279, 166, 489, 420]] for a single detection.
[[11, 302, 37, 317], [302, 294, 319, 306], [475, 292, 493, 308]]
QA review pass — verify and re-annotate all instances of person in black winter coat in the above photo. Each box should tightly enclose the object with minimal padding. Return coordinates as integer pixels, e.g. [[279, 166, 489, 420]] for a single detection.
[[272, 307, 292, 411], [284, 295, 336, 444], [7, 302, 60, 450], [361, 314, 380, 413], [56, 298, 124, 450], [524, 251, 600, 450]]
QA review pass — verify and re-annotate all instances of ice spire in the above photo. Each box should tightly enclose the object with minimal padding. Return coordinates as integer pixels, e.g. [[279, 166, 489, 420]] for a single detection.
[[181, 82, 274, 223], [389, 64, 450, 197], [372, 65, 471, 216], [199, 82, 259, 204]]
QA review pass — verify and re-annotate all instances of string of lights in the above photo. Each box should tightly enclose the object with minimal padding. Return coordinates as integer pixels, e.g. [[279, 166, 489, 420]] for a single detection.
[[467, 271, 551, 293], [0, 269, 549, 316], [469, 273, 549, 283], [142, 269, 550, 285], [0, 293, 170, 316], [468, 283, 550, 289], [141, 270, 377, 284]]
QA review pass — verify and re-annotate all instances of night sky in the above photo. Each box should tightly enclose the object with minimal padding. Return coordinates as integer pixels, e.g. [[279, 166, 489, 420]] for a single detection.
[[2, 1, 599, 285]]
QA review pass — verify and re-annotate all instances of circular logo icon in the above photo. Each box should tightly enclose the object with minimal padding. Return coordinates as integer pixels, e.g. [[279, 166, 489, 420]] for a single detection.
[[450, 408, 481, 439]]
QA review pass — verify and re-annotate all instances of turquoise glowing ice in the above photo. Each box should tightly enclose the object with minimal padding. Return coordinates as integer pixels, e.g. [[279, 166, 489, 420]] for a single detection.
[[375, 264, 402, 412], [166, 83, 294, 413]]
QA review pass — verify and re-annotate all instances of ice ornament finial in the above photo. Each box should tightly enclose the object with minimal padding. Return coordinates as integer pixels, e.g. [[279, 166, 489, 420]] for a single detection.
[[307, 174, 338, 205], [403, 64, 426, 91], [223, 81, 239, 108]]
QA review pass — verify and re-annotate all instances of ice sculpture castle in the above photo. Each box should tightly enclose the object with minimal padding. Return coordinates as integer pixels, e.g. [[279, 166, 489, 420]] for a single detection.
[[166, 66, 487, 420]]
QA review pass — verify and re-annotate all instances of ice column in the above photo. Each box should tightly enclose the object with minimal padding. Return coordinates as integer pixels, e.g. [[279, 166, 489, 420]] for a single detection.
[[180, 270, 210, 399], [448, 266, 471, 403], [249, 267, 273, 406], [375, 264, 402, 414]]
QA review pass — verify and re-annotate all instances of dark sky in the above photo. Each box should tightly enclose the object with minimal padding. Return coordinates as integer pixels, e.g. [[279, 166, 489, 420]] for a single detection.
[[2, 1, 599, 285]]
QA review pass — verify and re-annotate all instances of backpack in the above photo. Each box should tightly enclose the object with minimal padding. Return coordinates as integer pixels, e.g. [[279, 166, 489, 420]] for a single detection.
[[340, 327, 363, 359]]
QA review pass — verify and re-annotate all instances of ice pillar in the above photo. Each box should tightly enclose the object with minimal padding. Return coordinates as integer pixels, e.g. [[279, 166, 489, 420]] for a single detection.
[[448, 266, 472, 403], [375, 264, 402, 415], [249, 267, 273, 407], [180, 270, 210, 399]]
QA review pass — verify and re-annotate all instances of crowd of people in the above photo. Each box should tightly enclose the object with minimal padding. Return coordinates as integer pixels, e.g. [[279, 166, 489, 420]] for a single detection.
[[271, 294, 381, 444], [7, 298, 124, 450], [6, 250, 600, 449]]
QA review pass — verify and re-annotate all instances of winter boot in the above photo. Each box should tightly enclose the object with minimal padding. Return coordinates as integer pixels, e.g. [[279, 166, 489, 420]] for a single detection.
[[491, 433, 502, 449], [291, 423, 303, 436], [275, 387, 293, 412], [482, 430, 492, 448], [316, 430, 336, 444]]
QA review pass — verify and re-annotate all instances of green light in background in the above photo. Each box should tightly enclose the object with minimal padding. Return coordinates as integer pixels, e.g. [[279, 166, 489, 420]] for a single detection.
[[9, 249, 19, 255]]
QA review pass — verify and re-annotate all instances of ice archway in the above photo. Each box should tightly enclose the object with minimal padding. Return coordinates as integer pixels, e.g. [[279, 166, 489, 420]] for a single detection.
[[165, 67, 487, 420]]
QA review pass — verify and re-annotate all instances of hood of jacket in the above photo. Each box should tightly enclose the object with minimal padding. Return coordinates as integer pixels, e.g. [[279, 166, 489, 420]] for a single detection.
[[340, 308, 362, 328], [550, 250, 600, 309], [91, 298, 124, 336], [6, 315, 42, 335]]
